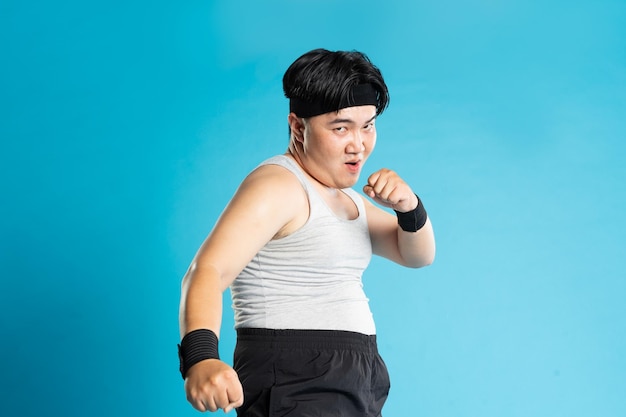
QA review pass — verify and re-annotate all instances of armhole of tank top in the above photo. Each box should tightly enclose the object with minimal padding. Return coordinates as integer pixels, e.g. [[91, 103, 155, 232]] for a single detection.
[[341, 188, 367, 221]]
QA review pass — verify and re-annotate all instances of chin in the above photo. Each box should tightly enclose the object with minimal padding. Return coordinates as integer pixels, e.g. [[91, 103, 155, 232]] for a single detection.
[[340, 177, 359, 189]]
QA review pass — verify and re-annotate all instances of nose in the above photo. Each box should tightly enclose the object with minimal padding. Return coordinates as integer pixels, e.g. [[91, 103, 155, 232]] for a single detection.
[[346, 131, 366, 153]]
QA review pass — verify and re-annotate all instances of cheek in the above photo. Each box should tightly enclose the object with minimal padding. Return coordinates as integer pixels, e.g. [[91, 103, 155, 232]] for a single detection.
[[366, 134, 377, 152]]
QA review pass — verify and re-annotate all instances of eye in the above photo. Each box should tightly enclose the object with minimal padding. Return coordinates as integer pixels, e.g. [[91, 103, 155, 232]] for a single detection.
[[334, 126, 347, 133]]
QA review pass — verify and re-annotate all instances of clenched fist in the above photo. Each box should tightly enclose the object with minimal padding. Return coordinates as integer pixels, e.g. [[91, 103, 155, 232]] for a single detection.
[[363, 168, 418, 213], [185, 359, 244, 413]]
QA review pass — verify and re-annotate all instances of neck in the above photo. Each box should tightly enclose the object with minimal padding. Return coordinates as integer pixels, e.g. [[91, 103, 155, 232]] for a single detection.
[[285, 150, 339, 193]]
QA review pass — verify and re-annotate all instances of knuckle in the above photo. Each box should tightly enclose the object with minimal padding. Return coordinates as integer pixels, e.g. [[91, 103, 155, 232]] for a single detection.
[[224, 369, 239, 382]]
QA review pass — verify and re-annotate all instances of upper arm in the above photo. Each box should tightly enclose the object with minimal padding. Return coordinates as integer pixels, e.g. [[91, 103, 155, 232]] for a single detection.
[[190, 164, 307, 289]]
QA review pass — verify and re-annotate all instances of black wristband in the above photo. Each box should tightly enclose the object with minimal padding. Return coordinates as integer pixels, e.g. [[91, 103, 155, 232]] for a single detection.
[[178, 329, 220, 379], [394, 194, 428, 232]]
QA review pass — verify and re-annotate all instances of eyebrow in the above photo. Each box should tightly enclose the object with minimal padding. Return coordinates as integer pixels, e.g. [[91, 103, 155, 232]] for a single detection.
[[327, 115, 377, 126]]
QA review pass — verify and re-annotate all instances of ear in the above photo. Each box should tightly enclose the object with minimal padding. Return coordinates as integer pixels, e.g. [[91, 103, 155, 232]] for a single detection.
[[287, 113, 305, 142]]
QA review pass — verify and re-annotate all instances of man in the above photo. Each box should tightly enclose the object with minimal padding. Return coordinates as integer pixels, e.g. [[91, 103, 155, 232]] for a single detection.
[[178, 48, 436, 416]]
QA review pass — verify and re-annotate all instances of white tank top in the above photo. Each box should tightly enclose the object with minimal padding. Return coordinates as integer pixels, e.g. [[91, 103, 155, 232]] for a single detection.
[[230, 155, 376, 335]]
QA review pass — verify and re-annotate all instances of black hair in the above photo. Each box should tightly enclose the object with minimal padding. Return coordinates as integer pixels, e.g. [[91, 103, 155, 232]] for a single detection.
[[283, 49, 390, 117]]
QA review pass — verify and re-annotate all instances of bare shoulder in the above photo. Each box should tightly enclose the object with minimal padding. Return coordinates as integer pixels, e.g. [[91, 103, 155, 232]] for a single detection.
[[242, 162, 302, 189], [230, 162, 309, 237], [238, 163, 306, 207]]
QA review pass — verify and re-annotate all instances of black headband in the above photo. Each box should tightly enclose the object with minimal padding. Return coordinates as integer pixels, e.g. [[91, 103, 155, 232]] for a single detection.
[[289, 83, 379, 118]]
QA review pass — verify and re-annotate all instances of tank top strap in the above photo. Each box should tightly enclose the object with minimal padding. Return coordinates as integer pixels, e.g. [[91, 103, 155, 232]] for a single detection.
[[258, 155, 365, 217], [258, 154, 325, 207]]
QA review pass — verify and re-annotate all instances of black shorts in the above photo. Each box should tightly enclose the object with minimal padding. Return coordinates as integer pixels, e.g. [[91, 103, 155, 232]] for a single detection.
[[233, 328, 391, 417]]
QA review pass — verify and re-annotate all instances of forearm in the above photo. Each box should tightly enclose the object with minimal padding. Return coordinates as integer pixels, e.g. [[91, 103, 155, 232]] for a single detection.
[[178, 264, 244, 413], [179, 263, 225, 338], [397, 217, 436, 268]]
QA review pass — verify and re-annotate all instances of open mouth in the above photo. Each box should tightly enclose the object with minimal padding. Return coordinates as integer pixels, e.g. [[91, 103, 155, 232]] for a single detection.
[[345, 161, 361, 172]]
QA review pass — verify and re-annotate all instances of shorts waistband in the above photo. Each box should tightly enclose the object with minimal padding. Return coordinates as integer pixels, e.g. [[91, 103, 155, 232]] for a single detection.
[[236, 328, 378, 353]]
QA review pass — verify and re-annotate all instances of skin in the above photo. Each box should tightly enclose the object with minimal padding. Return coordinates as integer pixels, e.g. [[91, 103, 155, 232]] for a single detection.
[[179, 104, 436, 413]]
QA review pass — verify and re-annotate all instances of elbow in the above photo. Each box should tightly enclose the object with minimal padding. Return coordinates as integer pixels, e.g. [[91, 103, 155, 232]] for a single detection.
[[408, 257, 434, 269], [405, 248, 436, 269], [420, 255, 436, 268], [422, 247, 436, 267]]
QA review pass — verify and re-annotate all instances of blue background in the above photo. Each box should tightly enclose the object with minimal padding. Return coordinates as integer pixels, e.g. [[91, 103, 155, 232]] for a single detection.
[[1, 1, 625, 416]]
